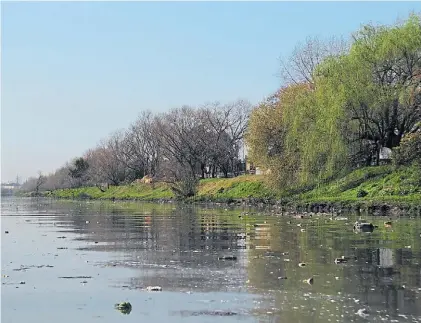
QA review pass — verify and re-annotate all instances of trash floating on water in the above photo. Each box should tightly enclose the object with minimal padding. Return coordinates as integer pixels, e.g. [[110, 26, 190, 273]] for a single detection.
[[218, 256, 237, 261], [114, 302, 132, 314], [176, 310, 237, 317], [304, 277, 314, 285], [334, 257, 348, 264], [19, 281, 25, 285], [146, 286, 162, 291], [58, 276, 92, 279], [353, 221, 375, 233], [12, 265, 54, 272], [356, 308, 369, 318], [298, 263, 306, 267], [5, 231, 9, 234]]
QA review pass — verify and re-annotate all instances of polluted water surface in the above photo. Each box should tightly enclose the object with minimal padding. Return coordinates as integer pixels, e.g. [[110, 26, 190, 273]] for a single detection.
[[2, 196, 421, 322]]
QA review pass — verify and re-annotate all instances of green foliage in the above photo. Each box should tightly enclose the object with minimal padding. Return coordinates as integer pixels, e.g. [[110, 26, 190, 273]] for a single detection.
[[197, 175, 277, 199], [393, 128, 421, 166], [246, 13, 421, 192], [300, 164, 421, 203], [356, 189, 368, 198], [69, 157, 89, 179]]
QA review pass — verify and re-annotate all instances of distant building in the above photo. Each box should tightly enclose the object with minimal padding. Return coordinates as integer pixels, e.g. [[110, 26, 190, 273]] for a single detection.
[[244, 144, 270, 175]]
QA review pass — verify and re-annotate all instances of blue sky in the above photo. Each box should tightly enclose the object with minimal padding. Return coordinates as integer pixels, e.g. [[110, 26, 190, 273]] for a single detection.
[[1, 1, 420, 182]]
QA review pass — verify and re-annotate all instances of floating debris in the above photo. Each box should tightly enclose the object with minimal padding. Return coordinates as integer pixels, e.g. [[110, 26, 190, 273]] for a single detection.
[[353, 221, 375, 233], [334, 256, 348, 264], [114, 302, 132, 315], [57, 247, 68, 250], [58, 276, 92, 279], [218, 256, 237, 261], [19, 281, 25, 285], [57, 236, 67, 239], [177, 310, 237, 317], [146, 286, 162, 291], [277, 276, 288, 280], [298, 263, 306, 267], [5, 231, 9, 234], [384, 221, 392, 228], [13, 267, 30, 271], [304, 277, 314, 285], [356, 308, 369, 318]]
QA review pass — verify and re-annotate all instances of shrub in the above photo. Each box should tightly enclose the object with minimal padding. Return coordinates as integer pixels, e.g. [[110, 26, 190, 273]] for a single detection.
[[356, 189, 368, 198], [170, 174, 199, 200], [78, 192, 92, 200], [393, 127, 421, 166]]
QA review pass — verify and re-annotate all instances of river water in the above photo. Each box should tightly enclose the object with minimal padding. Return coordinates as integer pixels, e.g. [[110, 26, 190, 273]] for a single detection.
[[2, 197, 421, 323]]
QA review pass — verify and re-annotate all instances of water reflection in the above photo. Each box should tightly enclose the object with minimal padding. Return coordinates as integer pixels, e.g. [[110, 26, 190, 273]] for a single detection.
[[2, 197, 421, 322]]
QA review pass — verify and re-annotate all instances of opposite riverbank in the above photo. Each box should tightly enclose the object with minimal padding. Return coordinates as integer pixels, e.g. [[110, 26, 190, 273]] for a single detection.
[[28, 165, 421, 215]]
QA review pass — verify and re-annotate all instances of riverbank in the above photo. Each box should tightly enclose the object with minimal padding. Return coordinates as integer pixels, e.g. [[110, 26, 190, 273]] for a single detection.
[[34, 165, 421, 215]]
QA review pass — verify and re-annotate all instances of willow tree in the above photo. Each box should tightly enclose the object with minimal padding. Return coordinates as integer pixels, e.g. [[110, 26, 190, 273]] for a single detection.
[[315, 14, 421, 166], [246, 83, 322, 187], [281, 80, 348, 186]]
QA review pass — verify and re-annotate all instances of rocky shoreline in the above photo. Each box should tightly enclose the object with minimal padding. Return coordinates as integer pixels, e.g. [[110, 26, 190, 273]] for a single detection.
[[43, 193, 421, 217]]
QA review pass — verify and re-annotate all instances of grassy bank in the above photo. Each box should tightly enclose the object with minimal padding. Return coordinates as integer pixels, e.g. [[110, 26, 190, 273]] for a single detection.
[[50, 175, 274, 201], [48, 165, 421, 208]]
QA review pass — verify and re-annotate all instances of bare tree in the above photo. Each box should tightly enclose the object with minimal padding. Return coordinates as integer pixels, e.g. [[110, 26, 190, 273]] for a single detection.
[[279, 35, 348, 86], [44, 165, 73, 190], [35, 171, 47, 195], [202, 99, 252, 177], [155, 106, 204, 178], [123, 110, 161, 179], [84, 134, 128, 187]]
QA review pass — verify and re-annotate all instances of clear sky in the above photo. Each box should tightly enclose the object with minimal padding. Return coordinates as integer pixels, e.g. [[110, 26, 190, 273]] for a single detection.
[[1, 1, 420, 183]]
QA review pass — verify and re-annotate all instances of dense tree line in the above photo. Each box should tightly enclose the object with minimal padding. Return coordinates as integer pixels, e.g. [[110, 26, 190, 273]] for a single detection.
[[21, 100, 251, 197], [246, 14, 421, 188], [21, 14, 420, 196]]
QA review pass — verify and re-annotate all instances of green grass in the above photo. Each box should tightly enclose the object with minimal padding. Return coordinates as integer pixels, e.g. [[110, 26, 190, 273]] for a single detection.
[[52, 182, 173, 200], [49, 164, 421, 206], [196, 175, 277, 200], [299, 164, 421, 204], [51, 175, 277, 201]]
